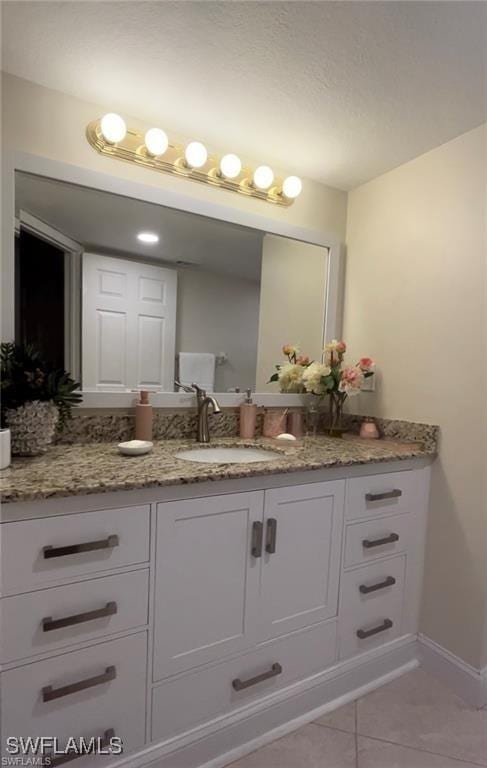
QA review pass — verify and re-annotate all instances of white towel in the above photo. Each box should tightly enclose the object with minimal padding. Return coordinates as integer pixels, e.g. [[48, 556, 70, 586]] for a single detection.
[[179, 353, 216, 392]]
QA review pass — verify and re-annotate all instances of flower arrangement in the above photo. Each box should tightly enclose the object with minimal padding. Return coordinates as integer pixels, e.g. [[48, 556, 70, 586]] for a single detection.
[[269, 341, 374, 435], [268, 345, 310, 394]]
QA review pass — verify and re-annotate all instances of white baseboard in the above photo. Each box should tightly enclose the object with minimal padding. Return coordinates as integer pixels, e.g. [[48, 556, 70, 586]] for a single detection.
[[418, 634, 487, 709], [111, 635, 417, 768]]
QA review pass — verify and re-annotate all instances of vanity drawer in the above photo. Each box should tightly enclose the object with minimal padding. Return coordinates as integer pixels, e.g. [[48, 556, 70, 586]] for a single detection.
[[344, 513, 413, 568], [346, 470, 417, 520], [1, 569, 149, 664], [339, 557, 406, 659], [1, 632, 147, 759], [0, 505, 150, 594], [152, 619, 337, 741]]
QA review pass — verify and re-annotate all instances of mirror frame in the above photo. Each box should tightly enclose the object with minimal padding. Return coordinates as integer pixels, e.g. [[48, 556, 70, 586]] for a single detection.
[[2, 150, 344, 408]]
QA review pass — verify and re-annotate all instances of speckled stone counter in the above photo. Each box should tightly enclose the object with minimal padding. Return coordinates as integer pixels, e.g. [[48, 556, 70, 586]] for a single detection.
[[0, 432, 437, 505]]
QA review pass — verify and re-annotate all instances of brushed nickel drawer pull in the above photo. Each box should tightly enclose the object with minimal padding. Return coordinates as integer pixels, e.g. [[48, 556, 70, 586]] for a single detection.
[[365, 489, 402, 502], [362, 532, 399, 549], [359, 576, 396, 594], [42, 601, 118, 632], [251, 521, 263, 558], [265, 517, 277, 554], [43, 534, 119, 559], [44, 729, 115, 766], [357, 619, 393, 639], [42, 665, 116, 702], [232, 662, 282, 691]]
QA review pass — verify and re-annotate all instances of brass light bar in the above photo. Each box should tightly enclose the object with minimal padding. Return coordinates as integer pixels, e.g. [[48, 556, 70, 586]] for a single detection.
[[86, 116, 302, 207]]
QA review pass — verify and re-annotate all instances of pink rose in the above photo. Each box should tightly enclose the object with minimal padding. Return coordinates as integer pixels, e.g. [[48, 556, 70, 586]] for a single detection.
[[339, 365, 364, 395], [358, 357, 374, 372], [297, 355, 310, 366], [336, 341, 347, 353]]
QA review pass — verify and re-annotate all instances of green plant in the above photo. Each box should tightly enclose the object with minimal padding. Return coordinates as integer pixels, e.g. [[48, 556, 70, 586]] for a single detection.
[[1, 342, 82, 429]]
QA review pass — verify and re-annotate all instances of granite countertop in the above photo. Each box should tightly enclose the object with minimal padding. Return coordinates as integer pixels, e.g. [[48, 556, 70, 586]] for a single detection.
[[0, 433, 437, 504]]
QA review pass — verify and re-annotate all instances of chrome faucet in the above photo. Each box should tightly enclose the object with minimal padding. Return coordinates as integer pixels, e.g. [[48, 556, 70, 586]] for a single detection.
[[175, 381, 222, 443]]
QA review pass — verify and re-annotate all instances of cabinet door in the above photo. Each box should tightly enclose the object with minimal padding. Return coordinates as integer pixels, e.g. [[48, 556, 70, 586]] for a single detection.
[[260, 480, 344, 640], [153, 492, 264, 680]]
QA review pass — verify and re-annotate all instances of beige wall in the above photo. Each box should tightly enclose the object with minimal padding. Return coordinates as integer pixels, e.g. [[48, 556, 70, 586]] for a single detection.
[[344, 124, 487, 668], [1, 73, 347, 238], [177, 268, 260, 392], [255, 235, 328, 390]]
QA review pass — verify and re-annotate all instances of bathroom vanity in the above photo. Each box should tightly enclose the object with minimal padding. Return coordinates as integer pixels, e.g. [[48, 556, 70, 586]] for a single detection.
[[0, 435, 434, 767]]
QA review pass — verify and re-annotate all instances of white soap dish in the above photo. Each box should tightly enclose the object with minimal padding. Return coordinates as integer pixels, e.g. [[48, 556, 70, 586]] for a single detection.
[[118, 440, 153, 456]]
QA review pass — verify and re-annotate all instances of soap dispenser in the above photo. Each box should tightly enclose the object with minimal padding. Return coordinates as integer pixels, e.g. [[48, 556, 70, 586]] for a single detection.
[[240, 389, 257, 439], [135, 390, 153, 441]]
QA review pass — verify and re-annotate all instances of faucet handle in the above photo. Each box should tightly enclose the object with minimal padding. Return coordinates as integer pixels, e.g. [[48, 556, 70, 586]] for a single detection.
[[190, 382, 207, 398], [174, 380, 197, 394]]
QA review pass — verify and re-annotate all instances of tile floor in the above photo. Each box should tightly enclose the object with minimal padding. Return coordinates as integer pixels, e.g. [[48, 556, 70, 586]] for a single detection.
[[227, 668, 487, 767]]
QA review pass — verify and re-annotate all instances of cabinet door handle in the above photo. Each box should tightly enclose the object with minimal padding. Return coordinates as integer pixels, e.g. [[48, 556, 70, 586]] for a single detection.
[[42, 665, 116, 702], [232, 662, 282, 691], [42, 601, 118, 632], [43, 534, 119, 559], [359, 576, 396, 595], [365, 489, 402, 502], [251, 521, 263, 558], [362, 532, 399, 549], [265, 517, 277, 554], [357, 619, 393, 639], [44, 729, 115, 766]]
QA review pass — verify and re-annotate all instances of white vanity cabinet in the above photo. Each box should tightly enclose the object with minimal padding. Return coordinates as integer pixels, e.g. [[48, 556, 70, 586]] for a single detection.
[[153, 491, 265, 678], [153, 481, 344, 680], [259, 481, 344, 641], [0, 462, 430, 768]]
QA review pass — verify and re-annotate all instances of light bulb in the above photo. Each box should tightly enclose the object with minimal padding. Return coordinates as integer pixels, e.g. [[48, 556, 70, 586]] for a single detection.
[[137, 232, 159, 244], [253, 165, 274, 190], [185, 141, 208, 169], [100, 113, 126, 144], [282, 176, 303, 199], [145, 128, 169, 157], [219, 153, 242, 179]]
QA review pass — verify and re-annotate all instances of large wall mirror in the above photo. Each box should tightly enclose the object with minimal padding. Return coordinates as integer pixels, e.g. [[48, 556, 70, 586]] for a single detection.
[[14, 171, 334, 397]]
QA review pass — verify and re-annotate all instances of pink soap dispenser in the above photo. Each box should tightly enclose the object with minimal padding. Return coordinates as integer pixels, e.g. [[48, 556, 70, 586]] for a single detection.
[[135, 390, 153, 441], [240, 389, 257, 439]]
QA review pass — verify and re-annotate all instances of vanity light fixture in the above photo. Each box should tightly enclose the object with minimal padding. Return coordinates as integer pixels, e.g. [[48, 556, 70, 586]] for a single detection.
[[282, 175, 303, 199], [137, 232, 159, 244], [219, 153, 242, 179], [87, 114, 302, 206], [184, 141, 208, 169], [100, 113, 127, 144], [145, 128, 169, 157], [252, 165, 275, 190]]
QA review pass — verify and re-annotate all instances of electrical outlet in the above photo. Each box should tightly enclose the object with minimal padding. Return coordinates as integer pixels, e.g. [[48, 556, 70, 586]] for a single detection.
[[362, 369, 376, 392]]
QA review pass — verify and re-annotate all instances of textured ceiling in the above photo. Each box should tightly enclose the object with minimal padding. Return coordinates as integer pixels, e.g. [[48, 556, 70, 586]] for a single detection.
[[16, 173, 264, 282], [2, 1, 486, 189]]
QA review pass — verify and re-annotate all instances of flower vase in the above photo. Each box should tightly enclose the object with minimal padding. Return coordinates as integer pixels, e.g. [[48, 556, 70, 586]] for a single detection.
[[327, 392, 346, 437], [5, 400, 59, 456]]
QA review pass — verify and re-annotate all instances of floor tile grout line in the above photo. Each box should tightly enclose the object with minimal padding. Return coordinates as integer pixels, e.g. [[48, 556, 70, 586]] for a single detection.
[[310, 721, 356, 736], [356, 733, 487, 768]]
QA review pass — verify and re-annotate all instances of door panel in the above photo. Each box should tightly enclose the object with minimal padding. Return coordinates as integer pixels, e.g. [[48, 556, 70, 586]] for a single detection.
[[260, 481, 344, 640], [153, 492, 264, 680], [82, 253, 177, 391]]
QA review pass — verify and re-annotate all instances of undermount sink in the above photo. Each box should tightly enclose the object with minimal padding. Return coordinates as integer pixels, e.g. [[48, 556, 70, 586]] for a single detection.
[[175, 447, 281, 464]]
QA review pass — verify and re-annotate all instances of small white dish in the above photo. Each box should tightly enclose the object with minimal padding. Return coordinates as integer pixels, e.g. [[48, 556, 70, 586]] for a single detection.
[[275, 433, 297, 441], [117, 440, 153, 456]]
